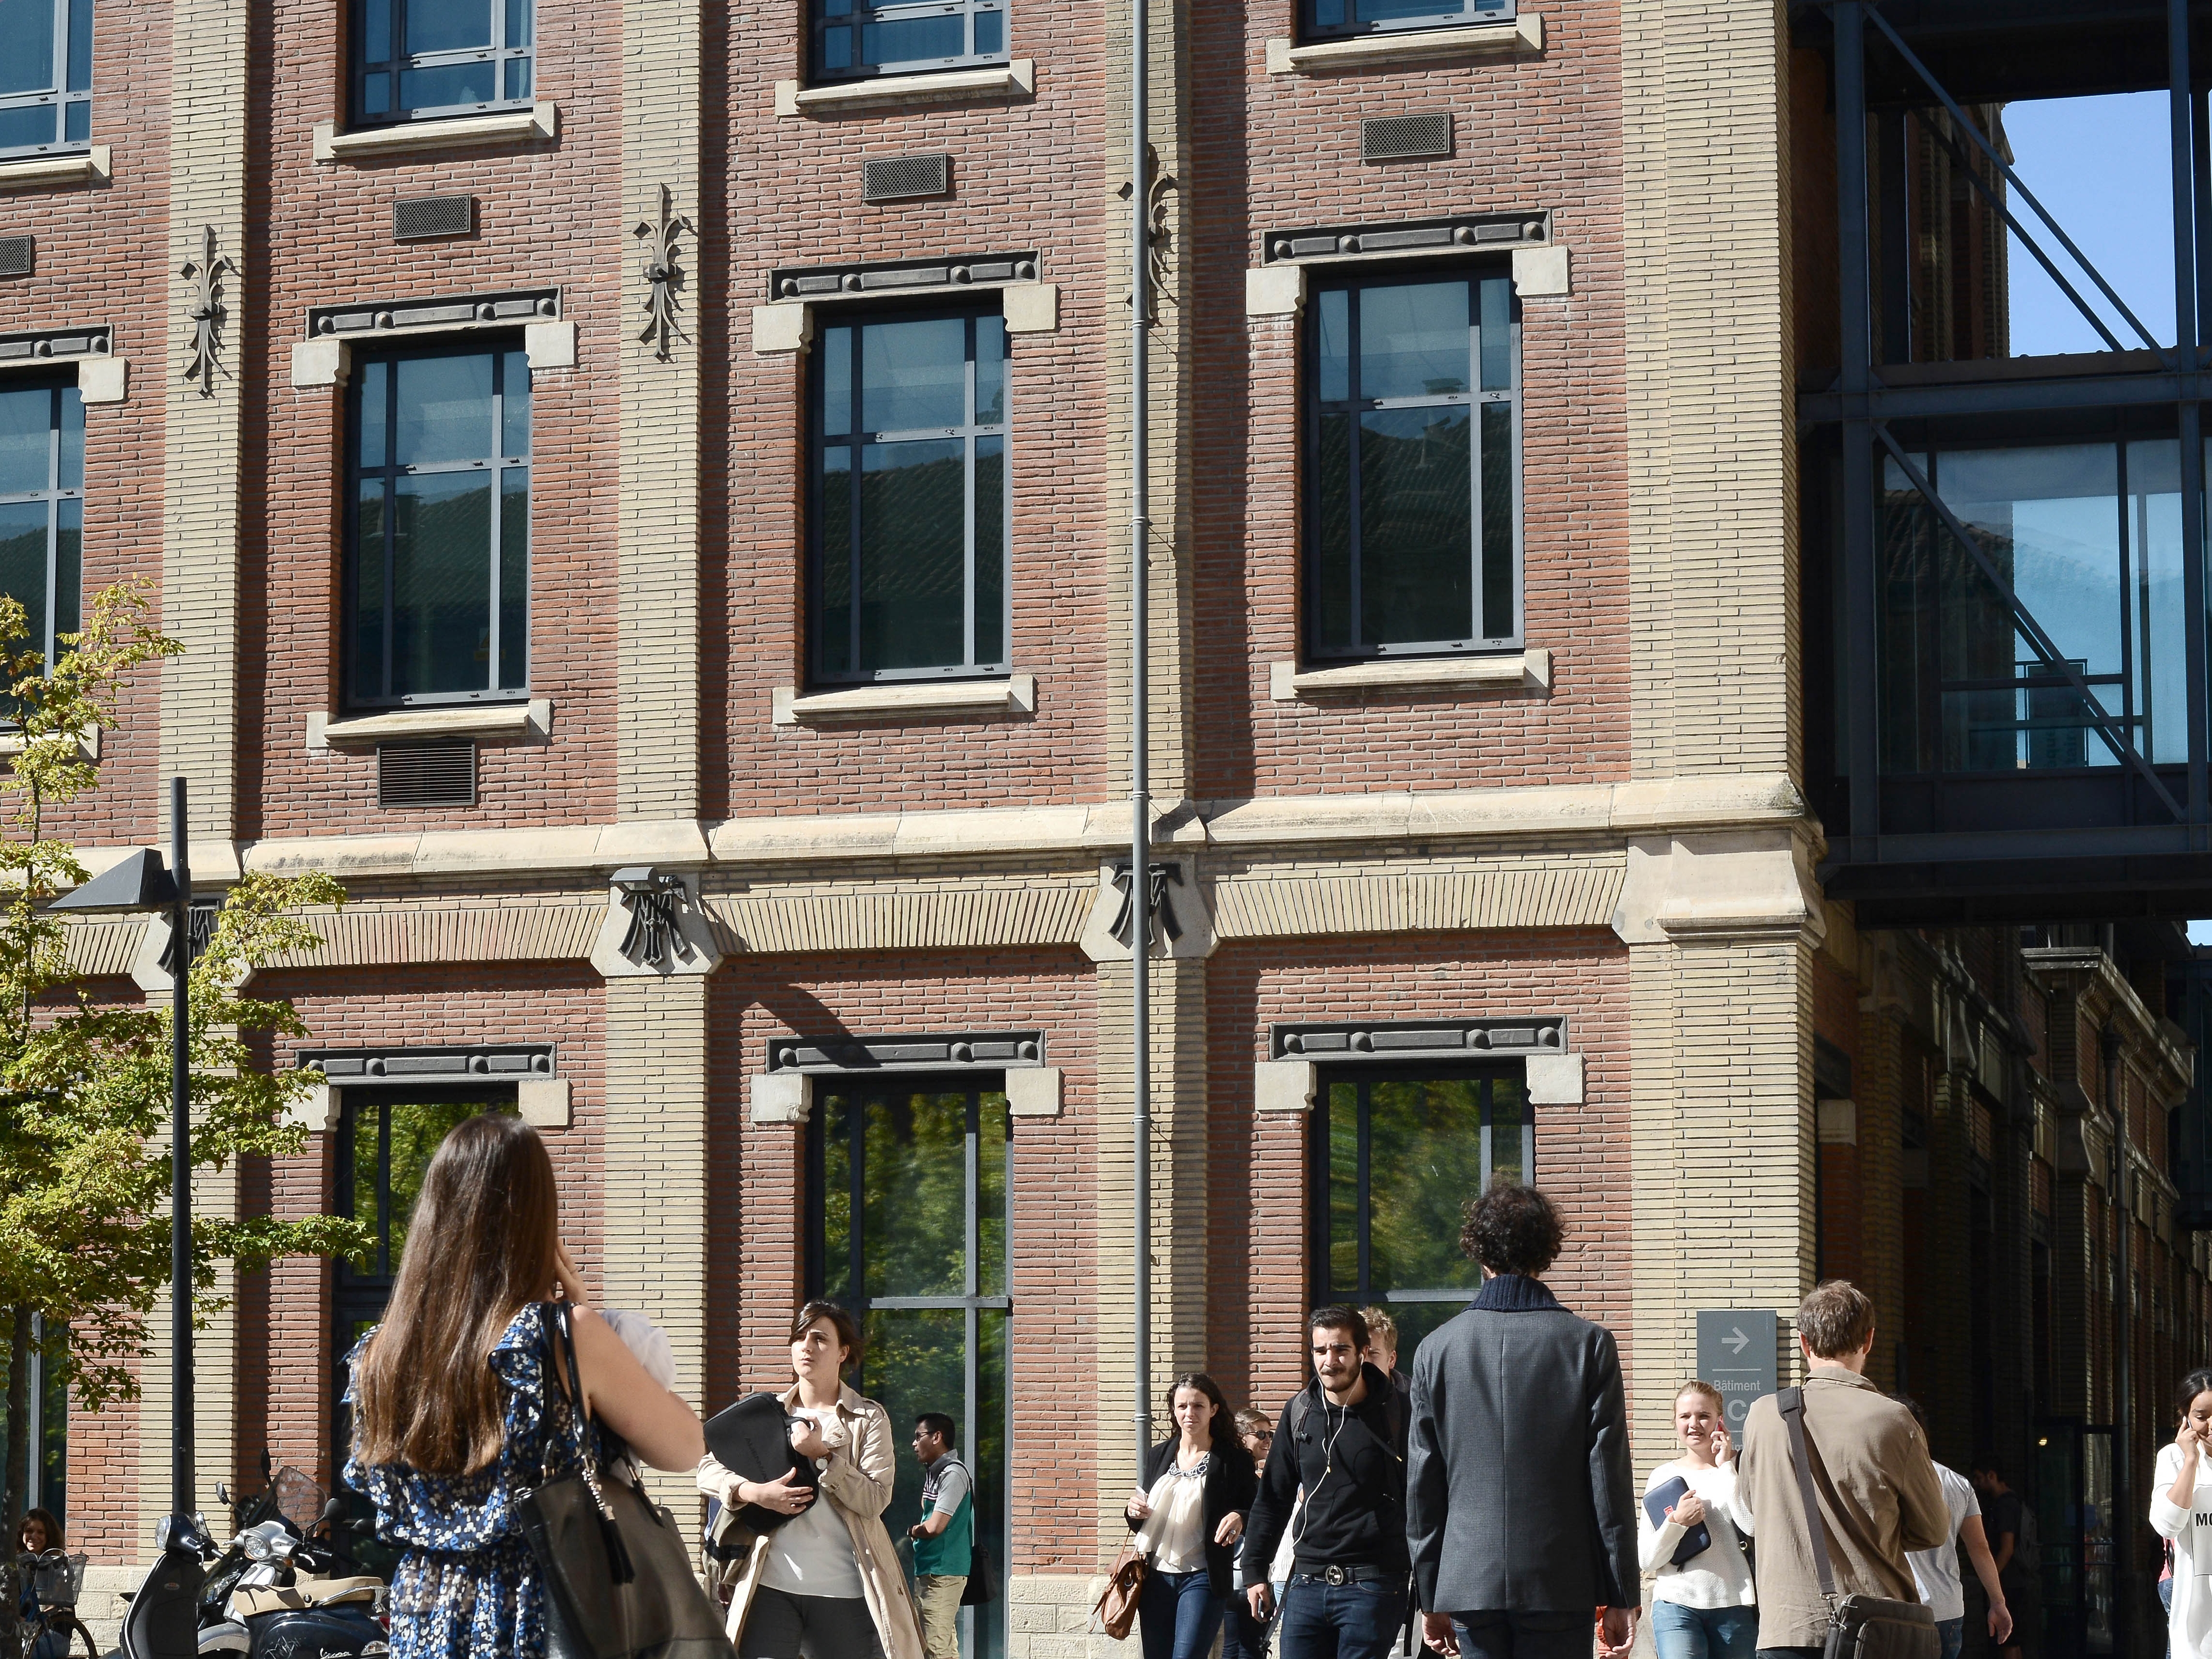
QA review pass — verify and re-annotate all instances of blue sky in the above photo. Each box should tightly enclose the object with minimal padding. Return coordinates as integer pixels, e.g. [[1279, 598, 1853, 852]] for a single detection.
[[2006, 93, 2176, 355]]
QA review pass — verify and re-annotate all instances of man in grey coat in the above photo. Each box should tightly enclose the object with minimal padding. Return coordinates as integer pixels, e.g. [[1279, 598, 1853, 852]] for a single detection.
[[1406, 1185, 1639, 1659]]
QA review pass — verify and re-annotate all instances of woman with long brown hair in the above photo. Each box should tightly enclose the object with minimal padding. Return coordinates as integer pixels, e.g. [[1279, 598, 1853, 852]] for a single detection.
[[345, 1113, 704, 1659]]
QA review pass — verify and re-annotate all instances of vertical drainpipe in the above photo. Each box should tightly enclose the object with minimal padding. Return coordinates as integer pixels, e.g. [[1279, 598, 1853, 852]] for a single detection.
[[2104, 1024, 2132, 1659], [1130, 0, 1153, 1473]]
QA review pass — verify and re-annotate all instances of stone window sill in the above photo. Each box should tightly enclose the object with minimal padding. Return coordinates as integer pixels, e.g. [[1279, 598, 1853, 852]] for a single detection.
[[0, 146, 109, 190], [309, 698, 550, 751], [773, 674, 1035, 726], [1270, 650, 1550, 701], [775, 61, 1034, 117], [314, 102, 557, 163], [1265, 16, 1542, 73], [0, 724, 97, 759]]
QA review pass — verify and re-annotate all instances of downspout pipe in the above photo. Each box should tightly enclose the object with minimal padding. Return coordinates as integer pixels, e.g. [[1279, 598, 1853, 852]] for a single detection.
[[2103, 1025, 2132, 1659], [1130, 0, 1152, 1474]]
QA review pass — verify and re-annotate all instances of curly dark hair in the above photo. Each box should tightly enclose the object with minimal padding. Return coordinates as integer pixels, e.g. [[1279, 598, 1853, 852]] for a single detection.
[[1459, 1183, 1563, 1276]]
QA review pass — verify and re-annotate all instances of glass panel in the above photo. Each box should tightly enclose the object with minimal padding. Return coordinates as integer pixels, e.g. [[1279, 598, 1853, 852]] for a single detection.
[[1311, 0, 1347, 27], [1325, 1080, 1358, 1294], [1358, 0, 1460, 22], [822, 1092, 855, 1303], [505, 0, 533, 47], [819, 446, 853, 676], [0, 105, 55, 152], [862, 1091, 969, 1299], [64, 0, 87, 91], [1357, 281, 1469, 400], [973, 9, 1003, 56], [503, 56, 530, 100], [394, 354, 494, 468], [1317, 288, 1349, 405], [859, 1306, 965, 1544], [498, 467, 528, 690], [357, 360, 388, 471], [391, 472, 492, 697], [859, 438, 966, 671], [1364, 1078, 1485, 1292], [353, 480, 387, 703], [1876, 451, 1935, 774], [385, 1102, 492, 1273], [979, 1092, 1007, 1298], [0, 385, 49, 495], [0, 499, 47, 652], [1479, 402, 1513, 638], [399, 60, 496, 111], [361, 0, 393, 63], [1359, 405, 1472, 645], [56, 386, 79, 491], [53, 496, 76, 643], [861, 11, 968, 65], [861, 317, 967, 433], [975, 316, 1005, 425], [0, 0, 57, 96], [500, 350, 530, 457], [1314, 411, 1351, 648], [362, 72, 391, 116], [823, 326, 854, 437], [37, 1321, 65, 1519], [974, 435, 1004, 667], [405, 0, 493, 54], [2129, 440, 2188, 764], [1487, 1075, 1527, 1187], [1478, 277, 1511, 391], [60, 96, 82, 142], [821, 25, 853, 72], [349, 1108, 381, 1270]]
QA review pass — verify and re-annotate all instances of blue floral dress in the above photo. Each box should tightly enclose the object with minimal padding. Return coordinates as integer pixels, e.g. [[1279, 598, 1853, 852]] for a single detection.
[[345, 1302, 592, 1659]]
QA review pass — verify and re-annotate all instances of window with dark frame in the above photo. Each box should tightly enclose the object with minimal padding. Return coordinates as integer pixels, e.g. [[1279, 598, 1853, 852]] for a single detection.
[[808, 1079, 1011, 1659], [1312, 1067, 1530, 1356], [352, 0, 534, 127], [347, 344, 531, 709], [813, 0, 1006, 83], [1307, 269, 1521, 661], [811, 309, 1010, 684], [1302, 0, 1511, 41], [0, 0, 90, 158], [0, 381, 79, 674]]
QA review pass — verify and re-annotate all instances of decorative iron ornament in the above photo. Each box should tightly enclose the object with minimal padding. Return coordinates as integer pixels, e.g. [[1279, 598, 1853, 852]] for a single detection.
[[180, 225, 238, 397], [1108, 859, 1184, 948], [633, 184, 694, 361], [157, 901, 222, 977], [616, 870, 698, 971], [1117, 145, 1178, 324]]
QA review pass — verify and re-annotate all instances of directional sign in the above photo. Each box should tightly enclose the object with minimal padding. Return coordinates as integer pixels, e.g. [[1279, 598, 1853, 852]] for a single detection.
[[1695, 1309, 1780, 1435]]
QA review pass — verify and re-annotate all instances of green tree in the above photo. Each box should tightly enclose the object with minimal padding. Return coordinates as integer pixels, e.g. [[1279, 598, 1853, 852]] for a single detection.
[[0, 583, 365, 1643]]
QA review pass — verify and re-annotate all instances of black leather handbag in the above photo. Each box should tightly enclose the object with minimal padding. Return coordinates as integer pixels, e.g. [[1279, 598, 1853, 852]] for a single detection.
[[512, 1301, 729, 1659], [1777, 1387, 1940, 1659]]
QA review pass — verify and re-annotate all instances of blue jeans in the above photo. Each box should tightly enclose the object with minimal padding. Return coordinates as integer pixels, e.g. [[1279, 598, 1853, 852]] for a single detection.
[[1279, 1576, 1403, 1659], [1652, 1603, 1759, 1659], [1138, 1568, 1226, 1659]]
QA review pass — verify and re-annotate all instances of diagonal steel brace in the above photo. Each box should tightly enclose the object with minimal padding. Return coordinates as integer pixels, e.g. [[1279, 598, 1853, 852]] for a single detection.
[[1860, 3, 2173, 363], [1875, 427, 2186, 822]]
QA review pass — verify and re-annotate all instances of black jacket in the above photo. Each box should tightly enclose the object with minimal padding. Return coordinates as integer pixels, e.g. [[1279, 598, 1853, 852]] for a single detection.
[[1240, 1362, 1408, 1588], [1405, 1275, 1637, 1616], [1125, 1435, 1259, 1597]]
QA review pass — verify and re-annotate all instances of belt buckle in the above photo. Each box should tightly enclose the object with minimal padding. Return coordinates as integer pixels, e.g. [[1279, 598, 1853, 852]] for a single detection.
[[1323, 1565, 1349, 1587]]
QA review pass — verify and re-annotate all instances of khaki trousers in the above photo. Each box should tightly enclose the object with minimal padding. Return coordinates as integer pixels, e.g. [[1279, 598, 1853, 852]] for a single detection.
[[914, 1575, 967, 1659]]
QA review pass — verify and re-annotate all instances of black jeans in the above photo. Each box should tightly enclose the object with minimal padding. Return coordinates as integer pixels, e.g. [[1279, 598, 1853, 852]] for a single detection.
[[738, 1586, 884, 1659], [1221, 1594, 1271, 1659], [1754, 1648, 1824, 1659], [1451, 1611, 1589, 1659]]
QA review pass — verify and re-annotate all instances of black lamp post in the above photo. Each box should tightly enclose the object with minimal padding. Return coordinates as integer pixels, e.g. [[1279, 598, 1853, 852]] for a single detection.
[[54, 776, 194, 1516]]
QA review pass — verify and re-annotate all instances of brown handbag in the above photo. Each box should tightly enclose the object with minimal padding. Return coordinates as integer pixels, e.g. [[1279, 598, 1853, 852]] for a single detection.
[[1089, 1542, 1149, 1640]]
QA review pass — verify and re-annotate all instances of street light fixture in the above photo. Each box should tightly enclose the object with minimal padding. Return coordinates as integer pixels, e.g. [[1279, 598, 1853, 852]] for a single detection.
[[52, 776, 195, 1517]]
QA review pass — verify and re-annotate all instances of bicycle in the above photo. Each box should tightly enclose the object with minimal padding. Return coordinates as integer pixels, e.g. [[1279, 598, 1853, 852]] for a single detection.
[[15, 1550, 97, 1659]]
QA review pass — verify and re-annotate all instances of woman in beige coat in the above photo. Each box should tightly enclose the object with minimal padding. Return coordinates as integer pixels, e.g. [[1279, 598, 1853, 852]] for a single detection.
[[696, 1302, 925, 1659]]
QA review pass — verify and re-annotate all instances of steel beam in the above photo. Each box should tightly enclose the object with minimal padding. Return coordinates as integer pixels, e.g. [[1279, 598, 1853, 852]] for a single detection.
[[1837, 3, 1882, 839], [1799, 370, 2201, 423]]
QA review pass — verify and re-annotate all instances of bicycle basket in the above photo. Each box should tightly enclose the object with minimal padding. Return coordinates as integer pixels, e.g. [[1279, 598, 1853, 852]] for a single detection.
[[32, 1552, 86, 1607]]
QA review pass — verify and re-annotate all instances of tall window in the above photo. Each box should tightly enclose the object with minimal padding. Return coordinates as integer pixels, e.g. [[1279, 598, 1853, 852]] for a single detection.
[[0, 382, 80, 670], [353, 0, 534, 126], [810, 1081, 1009, 1658], [1313, 1069, 1528, 1353], [812, 312, 1009, 683], [1307, 272, 1520, 660], [0, 0, 90, 157], [348, 347, 530, 707], [1303, 0, 1510, 39], [0, 1313, 67, 1523], [814, 0, 1005, 82]]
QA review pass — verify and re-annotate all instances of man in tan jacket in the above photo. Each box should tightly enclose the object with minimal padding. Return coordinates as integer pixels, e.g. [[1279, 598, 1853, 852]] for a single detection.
[[1738, 1281, 1951, 1658]]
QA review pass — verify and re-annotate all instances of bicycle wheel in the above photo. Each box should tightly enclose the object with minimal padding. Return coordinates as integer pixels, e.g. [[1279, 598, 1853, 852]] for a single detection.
[[59, 1610, 100, 1659]]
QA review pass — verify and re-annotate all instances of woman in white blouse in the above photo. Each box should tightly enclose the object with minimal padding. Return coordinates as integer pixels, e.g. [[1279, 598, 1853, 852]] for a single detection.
[[1124, 1373, 1259, 1659], [2149, 1367, 2212, 1659], [1638, 1381, 1757, 1659]]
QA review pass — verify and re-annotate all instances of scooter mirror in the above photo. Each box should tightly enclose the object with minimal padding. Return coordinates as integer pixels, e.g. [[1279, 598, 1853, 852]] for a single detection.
[[213, 1483, 230, 1506]]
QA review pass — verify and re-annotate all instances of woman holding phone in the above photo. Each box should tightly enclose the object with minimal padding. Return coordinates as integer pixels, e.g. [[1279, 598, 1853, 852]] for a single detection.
[[1637, 1381, 1756, 1659], [2150, 1367, 2212, 1659]]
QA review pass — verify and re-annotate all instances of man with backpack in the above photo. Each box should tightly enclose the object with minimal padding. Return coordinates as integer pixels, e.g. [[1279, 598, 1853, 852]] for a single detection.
[[1241, 1305, 1410, 1659], [906, 1412, 972, 1659]]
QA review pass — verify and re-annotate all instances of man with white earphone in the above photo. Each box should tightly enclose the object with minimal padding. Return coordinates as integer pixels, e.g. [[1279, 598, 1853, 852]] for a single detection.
[[1240, 1306, 1412, 1659]]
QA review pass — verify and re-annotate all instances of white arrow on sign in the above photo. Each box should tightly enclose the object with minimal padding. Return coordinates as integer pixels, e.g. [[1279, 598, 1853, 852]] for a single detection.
[[1725, 1327, 1752, 1355]]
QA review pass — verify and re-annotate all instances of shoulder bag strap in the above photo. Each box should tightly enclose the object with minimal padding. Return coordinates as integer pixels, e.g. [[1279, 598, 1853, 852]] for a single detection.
[[1778, 1386, 1839, 1603]]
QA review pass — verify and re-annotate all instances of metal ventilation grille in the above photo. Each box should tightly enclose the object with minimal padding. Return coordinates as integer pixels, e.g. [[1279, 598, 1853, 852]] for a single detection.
[[862, 154, 951, 202], [393, 194, 476, 241], [1362, 112, 1453, 162], [377, 740, 476, 808], [0, 236, 32, 278]]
